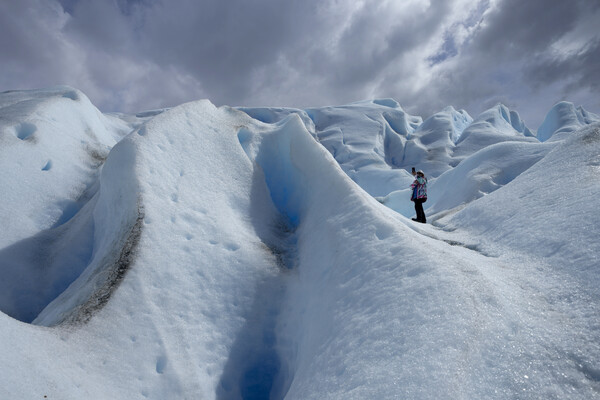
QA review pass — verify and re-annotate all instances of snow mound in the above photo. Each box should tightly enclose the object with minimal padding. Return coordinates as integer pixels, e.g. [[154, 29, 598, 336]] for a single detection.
[[401, 106, 474, 177], [372, 98, 401, 108], [417, 106, 472, 144], [0, 86, 138, 323], [0, 86, 130, 247], [454, 104, 536, 159], [238, 106, 315, 128], [536, 101, 600, 142]]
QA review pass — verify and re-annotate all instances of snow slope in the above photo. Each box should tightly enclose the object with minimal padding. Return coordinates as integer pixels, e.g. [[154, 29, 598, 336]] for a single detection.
[[446, 123, 600, 281], [0, 88, 599, 399]]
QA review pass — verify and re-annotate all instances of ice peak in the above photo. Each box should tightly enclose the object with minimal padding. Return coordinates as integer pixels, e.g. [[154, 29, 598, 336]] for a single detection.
[[468, 103, 533, 137], [417, 106, 473, 143], [536, 101, 596, 142], [372, 98, 401, 109]]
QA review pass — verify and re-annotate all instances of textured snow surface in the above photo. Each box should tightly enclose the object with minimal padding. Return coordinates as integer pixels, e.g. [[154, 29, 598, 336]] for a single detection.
[[0, 87, 599, 399]]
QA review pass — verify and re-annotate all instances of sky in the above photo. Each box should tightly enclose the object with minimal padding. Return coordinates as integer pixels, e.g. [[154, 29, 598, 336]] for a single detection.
[[1, 0, 598, 128]]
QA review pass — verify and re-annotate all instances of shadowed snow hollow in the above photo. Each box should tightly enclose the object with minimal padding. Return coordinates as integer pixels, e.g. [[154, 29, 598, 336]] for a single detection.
[[0, 87, 138, 323]]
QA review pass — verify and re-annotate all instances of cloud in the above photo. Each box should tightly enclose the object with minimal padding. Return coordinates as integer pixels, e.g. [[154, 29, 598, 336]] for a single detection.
[[399, 0, 600, 126], [0, 1, 78, 86], [1, 0, 598, 127]]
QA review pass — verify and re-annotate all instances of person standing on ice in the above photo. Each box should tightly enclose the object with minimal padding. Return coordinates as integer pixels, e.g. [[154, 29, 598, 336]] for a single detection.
[[410, 170, 427, 223]]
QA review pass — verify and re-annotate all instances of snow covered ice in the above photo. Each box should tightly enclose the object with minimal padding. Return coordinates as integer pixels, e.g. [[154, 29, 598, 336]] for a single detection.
[[1, 87, 599, 399]]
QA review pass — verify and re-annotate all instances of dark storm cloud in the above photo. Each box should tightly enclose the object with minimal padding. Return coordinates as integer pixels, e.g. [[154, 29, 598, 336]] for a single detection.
[[50, 0, 324, 108], [525, 39, 600, 92], [62, 0, 133, 50], [319, 0, 452, 88], [521, 0, 600, 95], [1, 0, 598, 126], [136, 0, 312, 105], [472, 0, 578, 55], [403, 0, 600, 126]]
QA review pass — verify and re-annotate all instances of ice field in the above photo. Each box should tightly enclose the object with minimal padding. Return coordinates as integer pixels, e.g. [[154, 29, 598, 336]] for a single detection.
[[0, 86, 599, 399]]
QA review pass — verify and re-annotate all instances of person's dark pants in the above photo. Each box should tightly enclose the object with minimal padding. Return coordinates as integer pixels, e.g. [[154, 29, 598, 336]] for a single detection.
[[414, 199, 426, 223]]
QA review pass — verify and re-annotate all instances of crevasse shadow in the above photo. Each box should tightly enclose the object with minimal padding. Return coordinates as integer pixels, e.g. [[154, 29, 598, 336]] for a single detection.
[[0, 194, 97, 323], [0, 191, 144, 326], [216, 143, 298, 399], [215, 270, 288, 400]]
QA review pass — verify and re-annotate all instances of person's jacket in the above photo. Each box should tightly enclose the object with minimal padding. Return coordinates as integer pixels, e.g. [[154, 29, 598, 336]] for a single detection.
[[410, 176, 427, 200]]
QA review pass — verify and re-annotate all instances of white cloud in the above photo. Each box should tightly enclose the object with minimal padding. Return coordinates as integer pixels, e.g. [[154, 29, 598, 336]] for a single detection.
[[0, 0, 598, 125]]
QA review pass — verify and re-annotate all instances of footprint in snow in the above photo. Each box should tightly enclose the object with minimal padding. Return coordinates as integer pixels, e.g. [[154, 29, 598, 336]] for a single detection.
[[156, 355, 168, 374], [42, 160, 52, 171], [225, 243, 240, 251], [15, 122, 37, 141]]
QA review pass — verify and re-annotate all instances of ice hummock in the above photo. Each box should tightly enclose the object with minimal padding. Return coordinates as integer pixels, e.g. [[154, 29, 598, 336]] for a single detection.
[[536, 101, 600, 142]]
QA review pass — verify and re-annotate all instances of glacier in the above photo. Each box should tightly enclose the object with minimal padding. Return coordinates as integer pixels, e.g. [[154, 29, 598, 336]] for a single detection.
[[0, 86, 599, 399]]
